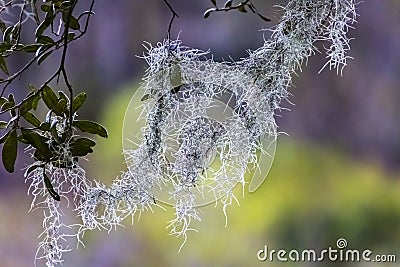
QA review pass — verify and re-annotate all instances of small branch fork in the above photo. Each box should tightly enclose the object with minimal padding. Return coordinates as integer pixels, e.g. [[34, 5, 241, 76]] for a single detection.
[[162, 0, 179, 40]]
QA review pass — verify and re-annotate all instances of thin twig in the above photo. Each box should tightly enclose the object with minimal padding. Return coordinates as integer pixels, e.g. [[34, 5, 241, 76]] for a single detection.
[[162, 0, 179, 40]]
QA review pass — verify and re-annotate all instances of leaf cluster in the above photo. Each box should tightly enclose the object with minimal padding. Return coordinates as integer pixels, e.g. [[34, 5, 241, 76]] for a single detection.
[[1, 84, 107, 172]]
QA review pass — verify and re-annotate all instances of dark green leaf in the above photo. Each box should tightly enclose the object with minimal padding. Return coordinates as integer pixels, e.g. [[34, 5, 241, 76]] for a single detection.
[[37, 50, 53, 65], [247, 3, 256, 13], [0, 101, 13, 111], [19, 101, 31, 116], [20, 94, 40, 115], [141, 94, 150, 101], [0, 42, 12, 53], [37, 35, 54, 44], [72, 92, 86, 113], [8, 93, 14, 105], [21, 129, 52, 159], [0, 55, 9, 75], [2, 129, 17, 173], [58, 91, 68, 101], [40, 122, 51, 131], [70, 138, 96, 157], [43, 172, 60, 201], [67, 32, 76, 41], [32, 96, 40, 110], [69, 16, 80, 31], [33, 148, 52, 162], [59, 1, 73, 9], [31, 0, 40, 24], [58, 92, 69, 114], [204, 8, 216, 18], [3, 26, 14, 43], [23, 44, 41, 53], [35, 10, 54, 37], [22, 112, 41, 127], [238, 4, 247, 12], [41, 86, 62, 115], [73, 137, 96, 147], [63, 12, 80, 31], [7, 94, 15, 116], [73, 120, 108, 138], [0, 121, 7, 129], [0, 129, 10, 144], [0, 97, 7, 106], [20, 129, 47, 147], [58, 98, 68, 114], [24, 163, 42, 177], [224, 0, 232, 8], [40, 4, 52, 12], [257, 13, 271, 22], [0, 20, 6, 33]]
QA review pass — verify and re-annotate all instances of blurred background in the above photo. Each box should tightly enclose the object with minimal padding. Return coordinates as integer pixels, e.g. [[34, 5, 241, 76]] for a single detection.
[[1, 0, 400, 266]]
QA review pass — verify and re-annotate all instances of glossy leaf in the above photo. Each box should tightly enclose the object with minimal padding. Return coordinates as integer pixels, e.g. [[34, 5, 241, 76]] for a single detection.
[[3, 26, 13, 43], [0, 55, 9, 75], [63, 12, 80, 31], [0, 20, 6, 33], [2, 129, 17, 173], [31, 0, 40, 24], [37, 50, 53, 65], [0, 101, 13, 112], [37, 35, 54, 44], [24, 163, 42, 178], [72, 92, 86, 113], [43, 172, 61, 201], [67, 32, 76, 41], [58, 98, 68, 114], [257, 13, 271, 22], [23, 44, 41, 53], [72, 120, 108, 138], [0, 42, 12, 53], [20, 94, 40, 115], [141, 94, 150, 101], [69, 16, 80, 31], [35, 10, 54, 37], [0, 97, 7, 106], [40, 122, 51, 132], [21, 129, 52, 160], [0, 130, 10, 144], [22, 112, 41, 127], [40, 4, 52, 12], [41, 86, 62, 115], [70, 137, 96, 157]]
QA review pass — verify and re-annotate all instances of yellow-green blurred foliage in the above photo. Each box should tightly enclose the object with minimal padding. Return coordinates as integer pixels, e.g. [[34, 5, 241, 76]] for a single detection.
[[74, 84, 400, 267]]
